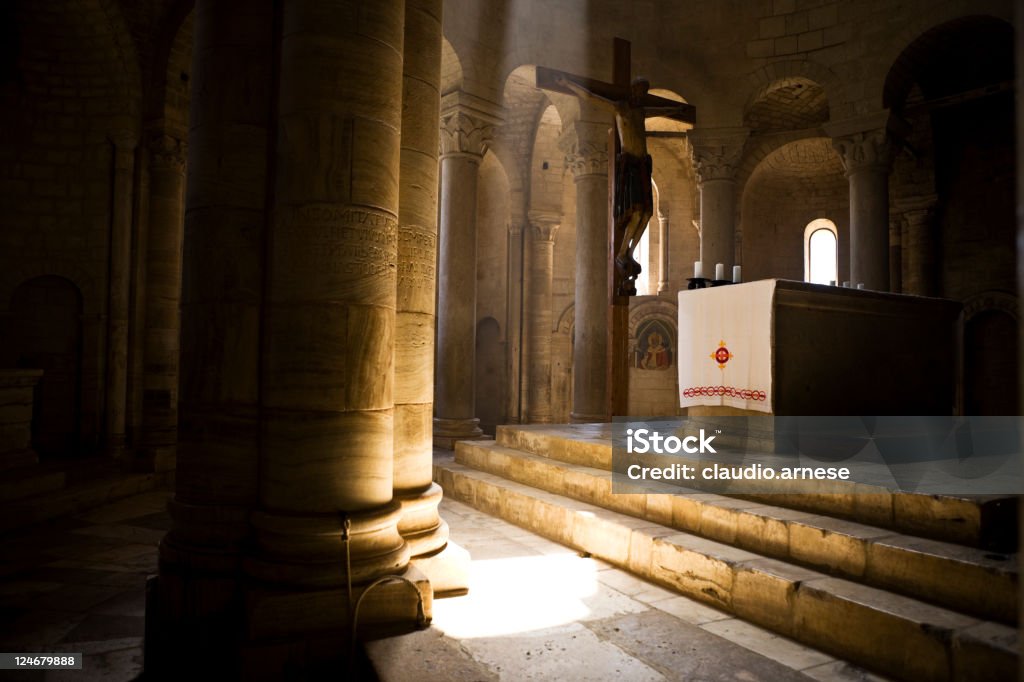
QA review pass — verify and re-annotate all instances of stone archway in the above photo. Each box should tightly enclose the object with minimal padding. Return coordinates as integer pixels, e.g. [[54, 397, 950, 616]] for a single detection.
[[963, 292, 1018, 415], [2, 276, 84, 458]]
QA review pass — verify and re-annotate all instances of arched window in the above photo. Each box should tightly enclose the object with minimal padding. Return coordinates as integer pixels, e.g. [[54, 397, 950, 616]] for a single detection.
[[634, 179, 659, 295], [634, 226, 651, 295], [804, 219, 837, 284]]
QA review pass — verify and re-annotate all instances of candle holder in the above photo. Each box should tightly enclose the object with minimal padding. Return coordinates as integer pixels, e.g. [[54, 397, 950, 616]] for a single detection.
[[686, 277, 710, 290], [711, 279, 733, 287]]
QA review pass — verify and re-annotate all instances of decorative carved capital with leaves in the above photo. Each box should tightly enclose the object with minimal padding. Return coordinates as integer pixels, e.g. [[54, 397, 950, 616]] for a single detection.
[[689, 128, 748, 184], [148, 133, 187, 172], [439, 109, 494, 157], [560, 120, 610, 178], [528, 211, 560, 242], [831, 128, 895, 176]]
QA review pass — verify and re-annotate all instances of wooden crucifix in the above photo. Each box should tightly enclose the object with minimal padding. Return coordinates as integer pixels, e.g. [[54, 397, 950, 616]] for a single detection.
[[537, 38, 695, 297], [537, 38, 696, 417]]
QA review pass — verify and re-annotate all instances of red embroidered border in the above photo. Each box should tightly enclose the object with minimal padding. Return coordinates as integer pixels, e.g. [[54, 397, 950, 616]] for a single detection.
[[681, 386, 767, 401]]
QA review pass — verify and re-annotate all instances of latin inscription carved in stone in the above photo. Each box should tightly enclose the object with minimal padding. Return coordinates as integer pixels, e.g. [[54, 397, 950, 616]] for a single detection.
[[397, 224, 436, 292], [281, 204, 397, 281]]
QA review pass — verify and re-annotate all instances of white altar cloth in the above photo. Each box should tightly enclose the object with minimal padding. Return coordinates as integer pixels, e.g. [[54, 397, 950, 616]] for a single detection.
[[677, 279, 775, 413]]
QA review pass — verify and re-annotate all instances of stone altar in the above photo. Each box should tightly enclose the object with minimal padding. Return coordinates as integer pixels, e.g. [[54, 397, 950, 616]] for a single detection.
[[678, 280, 962, 416]]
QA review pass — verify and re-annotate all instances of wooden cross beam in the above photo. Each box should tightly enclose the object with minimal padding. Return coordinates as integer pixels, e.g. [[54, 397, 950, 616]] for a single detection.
[[535, 38, 696, 127]]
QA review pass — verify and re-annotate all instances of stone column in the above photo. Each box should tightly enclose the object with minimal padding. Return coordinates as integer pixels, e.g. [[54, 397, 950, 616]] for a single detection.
[[149, 0, 272, 673], [690, 128, 748, 274], [827, 113, 903, 291], [105, 131, 137, 458], [251, 0, 410, 590], [898, 195, 938, 297], [140, 132, 187, 472], [505, 220, 525, 424], [527, 211, 559, 423], [564, 119, 610, 423], [889, 215, 902, 294], [395, 0, 447, 559], [433, 97, 498, 447], [657, 211, 670, 294]]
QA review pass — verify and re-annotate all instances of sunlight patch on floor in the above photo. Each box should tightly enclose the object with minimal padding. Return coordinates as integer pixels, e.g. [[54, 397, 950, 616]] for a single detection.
[[431, 553, 599, 638]]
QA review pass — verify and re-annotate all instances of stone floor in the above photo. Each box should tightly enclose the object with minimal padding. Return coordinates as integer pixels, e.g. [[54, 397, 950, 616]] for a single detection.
[[0, 488, 888, 681], [0, 491, 169, 681], [369, 498, 890, 682]]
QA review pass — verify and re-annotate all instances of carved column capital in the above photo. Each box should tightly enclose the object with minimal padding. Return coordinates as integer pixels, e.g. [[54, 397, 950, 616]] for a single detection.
[[148, 133, 188, 172], [528, 211, 560, 242], [688, 127, 749, 184], [830, 128, 896, 176], [559, 120, 610, 178], [825, 110, 908, 177], [439, 108, 495, 157], [108, 130, 139, 170]]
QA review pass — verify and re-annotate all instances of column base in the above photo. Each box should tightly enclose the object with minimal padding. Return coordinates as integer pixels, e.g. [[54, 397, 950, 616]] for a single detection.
[[247, 501, 409, 588], [136, 444, 177, 474], [105, 435, 127, 460], [145, 538, 246, 680], [432, 417, 484, 449], [395, 482, 449, 557], [145, 564, 432, 681], [410, 540, 470, 596]]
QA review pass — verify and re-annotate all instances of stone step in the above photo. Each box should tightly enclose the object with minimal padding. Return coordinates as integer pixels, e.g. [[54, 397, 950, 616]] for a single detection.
[[434, 455, 1017, 682], [495, 424, 1018, 550], [456, 439, 1018, 624], [0, 464, 66, 503], [0, 460, 172, 534], [0, 447, 39, 472]]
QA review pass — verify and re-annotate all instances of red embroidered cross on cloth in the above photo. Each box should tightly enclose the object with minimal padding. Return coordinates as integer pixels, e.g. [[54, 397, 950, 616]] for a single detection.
[[677, 279, 775, 413]]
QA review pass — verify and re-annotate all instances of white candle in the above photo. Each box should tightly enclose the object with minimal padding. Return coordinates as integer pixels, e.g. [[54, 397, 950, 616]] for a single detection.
[[715, 263, 725, 281], [694, 261, 703, 279], [842, 281, 851, 288], [732, 265, 742, 283], [856, 283, 865, 290]]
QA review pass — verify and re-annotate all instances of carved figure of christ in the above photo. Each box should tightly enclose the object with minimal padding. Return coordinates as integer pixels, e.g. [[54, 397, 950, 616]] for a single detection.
[[538, 47, 695, 295]]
